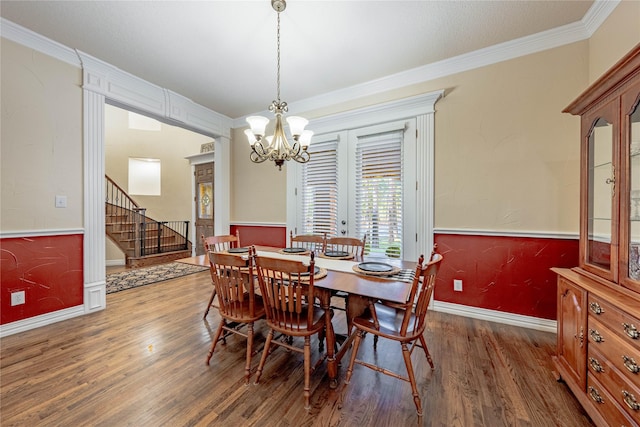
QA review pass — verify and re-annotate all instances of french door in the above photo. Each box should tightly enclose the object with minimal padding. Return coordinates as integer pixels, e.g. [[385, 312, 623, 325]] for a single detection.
[[290, 119, 417, 259]]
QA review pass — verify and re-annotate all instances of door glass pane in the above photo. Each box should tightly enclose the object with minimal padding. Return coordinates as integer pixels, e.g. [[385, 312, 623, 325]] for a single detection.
[[629, 100, 640, 280], [354, 130, 403, 258], [198, 182, 213, 220], [587, 117, 613, 270], [299, 139, 339, 236]]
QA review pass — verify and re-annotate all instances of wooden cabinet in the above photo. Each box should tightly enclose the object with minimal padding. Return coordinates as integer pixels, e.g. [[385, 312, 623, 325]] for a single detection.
[[554, 44, 640, 427]]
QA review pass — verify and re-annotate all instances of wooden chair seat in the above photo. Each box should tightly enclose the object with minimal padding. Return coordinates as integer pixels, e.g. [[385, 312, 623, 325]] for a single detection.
[[352, 303, 421, 342], [269, 304, 325, 334]]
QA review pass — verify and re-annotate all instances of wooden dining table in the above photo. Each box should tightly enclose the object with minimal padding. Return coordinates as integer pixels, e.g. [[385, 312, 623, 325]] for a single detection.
[[182, 245, 417, 388]]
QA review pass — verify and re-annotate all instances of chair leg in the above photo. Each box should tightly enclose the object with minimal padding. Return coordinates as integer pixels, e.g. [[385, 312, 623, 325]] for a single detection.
[[203, 287, 217, 319], [419, 333, 435, 370], [340, 328, 364, 408], [244, 322, 254, 384], [206, 319, 226, 365], [254, 329, 274, 384], [303, 336, 311, 411], [401, 342, 422, 417]]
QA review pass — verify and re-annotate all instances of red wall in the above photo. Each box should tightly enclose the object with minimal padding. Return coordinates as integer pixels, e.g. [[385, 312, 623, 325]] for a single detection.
[[434, 233, 578, 320], [230, 224, 287, 248], [1, 234, 84, 324]]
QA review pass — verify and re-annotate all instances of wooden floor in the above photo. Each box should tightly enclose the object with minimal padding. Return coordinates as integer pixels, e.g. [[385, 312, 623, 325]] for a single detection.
[[1, 267, 593, 426]]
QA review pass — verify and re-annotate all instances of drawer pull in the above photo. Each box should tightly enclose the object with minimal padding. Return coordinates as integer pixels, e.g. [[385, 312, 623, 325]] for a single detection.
[[588, 386, 604, 404], [623, 323, 639, 339], [589, 329, 605, 343], [622, 391, 640, 411], [589, 357, 604, 373], [589, 302, 604, 315], [623, 355, 640, 374]]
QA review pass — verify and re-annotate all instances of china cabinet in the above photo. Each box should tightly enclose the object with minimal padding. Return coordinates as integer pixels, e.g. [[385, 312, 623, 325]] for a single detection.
[[553, 43, 640, 427]]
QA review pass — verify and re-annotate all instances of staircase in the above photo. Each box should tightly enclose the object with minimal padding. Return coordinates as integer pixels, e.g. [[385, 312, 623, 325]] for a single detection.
[[106, 175, 192, 268]]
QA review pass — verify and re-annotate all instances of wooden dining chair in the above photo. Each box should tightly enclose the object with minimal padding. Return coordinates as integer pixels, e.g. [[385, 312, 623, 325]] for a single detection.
[[325, 234, 367, 314], [252, 247, 329, 411], [325, 235, 366, 259], [201, 230, 241, 318], [206, 250, 265, 384], [289, 231, 327, 253], [340, 249, 443, 418]]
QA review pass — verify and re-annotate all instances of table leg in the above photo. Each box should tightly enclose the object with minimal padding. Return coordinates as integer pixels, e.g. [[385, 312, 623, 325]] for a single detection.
[[319, 290, 338, 389]]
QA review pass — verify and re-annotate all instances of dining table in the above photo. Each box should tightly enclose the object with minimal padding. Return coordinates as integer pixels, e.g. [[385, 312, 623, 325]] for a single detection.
[[184, 245, 417, 388]]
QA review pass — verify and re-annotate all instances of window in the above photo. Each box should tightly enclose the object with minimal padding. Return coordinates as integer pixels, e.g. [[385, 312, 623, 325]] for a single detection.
[[299, 137, 339, 236], [128, 158, 161, 195], [354, 129, 404, 256]]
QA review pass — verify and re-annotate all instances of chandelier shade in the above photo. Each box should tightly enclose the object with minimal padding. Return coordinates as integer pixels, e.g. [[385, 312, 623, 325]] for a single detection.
[[245, 0, 312, 170]]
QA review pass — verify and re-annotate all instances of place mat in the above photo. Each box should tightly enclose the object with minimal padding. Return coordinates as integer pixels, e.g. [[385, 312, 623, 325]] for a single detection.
[[319, 251, 354, 260], [352, 266, 415, 283], [279, 247, 310, 255], [352, 262, 401, 277], [289, 267, 328, 282]]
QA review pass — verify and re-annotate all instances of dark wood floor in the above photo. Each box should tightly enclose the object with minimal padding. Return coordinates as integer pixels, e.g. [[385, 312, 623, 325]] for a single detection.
[[1, 268, 593, 426]]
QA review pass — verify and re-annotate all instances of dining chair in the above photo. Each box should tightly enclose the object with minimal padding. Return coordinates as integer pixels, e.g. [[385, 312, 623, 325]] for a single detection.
[[340, 249, 443, 418], [205, 250, 265, 384], [252, 247, 329, 411], [201, 230, 241, 318], [325, 235, 366, 259], [289, 231, 327, 253], [325, 235, 367, 317]]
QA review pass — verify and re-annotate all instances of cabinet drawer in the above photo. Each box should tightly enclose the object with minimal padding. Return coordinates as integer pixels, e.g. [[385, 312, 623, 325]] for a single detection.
[[588, 295, 640, 351], [589, 317, 640, 387], [587, 375, 638, 427], [589, 345, 640, 424]]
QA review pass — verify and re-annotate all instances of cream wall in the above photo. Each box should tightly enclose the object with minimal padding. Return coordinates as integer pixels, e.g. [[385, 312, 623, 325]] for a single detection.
[[0, 38, 83, 231], [105, 104, 211, 262], [231, 3, 640, 234], [588, 0, 640, 83], [230, 126, 288, 224], [232, 42, 587, 233]]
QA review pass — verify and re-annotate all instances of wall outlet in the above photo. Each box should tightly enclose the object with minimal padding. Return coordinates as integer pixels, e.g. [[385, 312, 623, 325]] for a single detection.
[[55, 195, 67, 208], [453, 279, 463, 292], [11, 290, 25, 306]]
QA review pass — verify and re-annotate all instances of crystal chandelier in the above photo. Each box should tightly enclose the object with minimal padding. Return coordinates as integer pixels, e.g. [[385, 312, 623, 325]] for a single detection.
[[244, 0, 312, 170]]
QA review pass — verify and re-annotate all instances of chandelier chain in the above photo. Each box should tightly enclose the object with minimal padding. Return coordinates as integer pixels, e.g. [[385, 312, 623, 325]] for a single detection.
[[276, 11, 281, 103]]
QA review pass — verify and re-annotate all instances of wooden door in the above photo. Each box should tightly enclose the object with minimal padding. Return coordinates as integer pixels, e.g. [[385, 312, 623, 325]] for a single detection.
[[194, 162, 214, 255]]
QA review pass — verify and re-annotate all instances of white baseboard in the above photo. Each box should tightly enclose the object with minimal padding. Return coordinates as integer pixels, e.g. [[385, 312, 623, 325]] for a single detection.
[[0, 305, 86, 338], [432, 300, 557, 333], [106, 259, 126, 267]]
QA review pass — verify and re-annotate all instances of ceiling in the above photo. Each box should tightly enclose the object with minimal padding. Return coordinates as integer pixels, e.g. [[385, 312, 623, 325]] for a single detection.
[[1, 1, 596, 120]]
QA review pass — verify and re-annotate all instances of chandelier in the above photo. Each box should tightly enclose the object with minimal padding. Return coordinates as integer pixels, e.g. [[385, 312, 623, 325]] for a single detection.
[[244, 0, 312, 170]]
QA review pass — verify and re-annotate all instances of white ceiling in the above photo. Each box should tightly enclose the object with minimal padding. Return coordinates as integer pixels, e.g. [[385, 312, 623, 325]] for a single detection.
[[1, 1, 596, 120]]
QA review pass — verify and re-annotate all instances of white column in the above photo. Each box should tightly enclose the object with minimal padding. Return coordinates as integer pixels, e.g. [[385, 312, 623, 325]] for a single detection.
[[416, 112, 435, 259], [214, 136, 231, 236], [83, 89, 106, 312]]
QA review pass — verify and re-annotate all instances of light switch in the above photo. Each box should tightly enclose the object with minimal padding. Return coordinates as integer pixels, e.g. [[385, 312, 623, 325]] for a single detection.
[[55, 195, 67, 208]]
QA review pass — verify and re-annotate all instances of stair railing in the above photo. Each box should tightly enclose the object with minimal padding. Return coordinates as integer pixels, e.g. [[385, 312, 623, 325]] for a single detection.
[[105, 175, 190, 258]]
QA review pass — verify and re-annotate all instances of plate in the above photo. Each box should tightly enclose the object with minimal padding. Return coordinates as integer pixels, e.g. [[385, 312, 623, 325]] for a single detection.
[[300, 266, 321, 276], [282, 247, 307, 253], [227, 247, 249, 254], [324, 251, 350, 258], [358, 262, 394, 273]]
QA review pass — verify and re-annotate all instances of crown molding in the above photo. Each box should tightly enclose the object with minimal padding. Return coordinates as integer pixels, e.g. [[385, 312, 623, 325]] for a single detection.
[[582, 0, 621, 36], [234, 0, 619, 128], [0, 18, 81, 67]]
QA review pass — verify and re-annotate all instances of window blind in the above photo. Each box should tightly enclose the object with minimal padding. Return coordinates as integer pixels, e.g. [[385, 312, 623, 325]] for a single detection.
[[354, 130, 403, 257], [299, 138, 339, 236]]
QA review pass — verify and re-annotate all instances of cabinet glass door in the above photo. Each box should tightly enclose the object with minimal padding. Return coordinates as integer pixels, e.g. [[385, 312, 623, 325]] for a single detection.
[[627, 94, 640, 285], [587, 117, 615, 273]]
